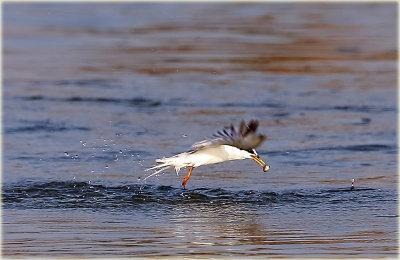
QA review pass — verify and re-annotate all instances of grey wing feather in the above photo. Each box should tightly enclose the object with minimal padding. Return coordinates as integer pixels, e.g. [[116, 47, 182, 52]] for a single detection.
[[191, 120, 266, 151]]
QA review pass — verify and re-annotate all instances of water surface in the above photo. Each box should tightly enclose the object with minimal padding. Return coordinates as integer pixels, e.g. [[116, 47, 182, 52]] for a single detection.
[[2, 2, 397, 258]]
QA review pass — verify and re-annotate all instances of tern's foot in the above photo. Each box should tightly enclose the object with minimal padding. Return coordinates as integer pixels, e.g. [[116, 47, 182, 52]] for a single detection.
[[181, 166, 194, 189], [182, 178, 189, 189]]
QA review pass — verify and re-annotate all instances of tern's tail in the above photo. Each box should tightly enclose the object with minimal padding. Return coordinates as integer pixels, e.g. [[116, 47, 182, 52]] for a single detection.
[[144, 157, 182, 181]]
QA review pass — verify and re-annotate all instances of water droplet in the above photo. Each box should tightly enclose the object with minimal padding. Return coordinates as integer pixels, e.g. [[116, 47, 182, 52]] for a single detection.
[[75, 154, 79, 158], [91, 170, 94, 173], [114, 156, 118, 161], [105, 165, 109, 169], [82, 142, 87, 146], [88, 180, 91, 184], [64, 152, 69, 156], [182, 134, 188, 138], [119, 150, 123, 154]]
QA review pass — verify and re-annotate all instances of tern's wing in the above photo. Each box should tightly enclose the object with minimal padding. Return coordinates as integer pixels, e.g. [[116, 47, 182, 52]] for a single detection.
[[191, 120, 266, 151], [191, 124, 237, 150]]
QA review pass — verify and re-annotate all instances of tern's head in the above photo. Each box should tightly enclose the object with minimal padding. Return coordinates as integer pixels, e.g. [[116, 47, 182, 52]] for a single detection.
[[246, 149, 270, 172]]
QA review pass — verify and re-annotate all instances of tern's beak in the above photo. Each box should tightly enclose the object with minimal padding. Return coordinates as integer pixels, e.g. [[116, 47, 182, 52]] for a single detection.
[[251, 155, 270, 172]]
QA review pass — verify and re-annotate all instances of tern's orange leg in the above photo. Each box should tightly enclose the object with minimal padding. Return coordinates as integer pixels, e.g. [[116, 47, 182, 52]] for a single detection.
[[182, 167, 194, 189]]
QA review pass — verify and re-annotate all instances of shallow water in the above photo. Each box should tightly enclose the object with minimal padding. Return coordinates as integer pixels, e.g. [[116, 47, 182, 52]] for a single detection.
[[2, 2, 398, 258]]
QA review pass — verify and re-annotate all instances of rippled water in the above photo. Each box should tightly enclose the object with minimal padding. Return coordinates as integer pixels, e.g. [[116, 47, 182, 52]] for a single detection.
[[2, 181, 397, 257], [3, 2, 398, 258]]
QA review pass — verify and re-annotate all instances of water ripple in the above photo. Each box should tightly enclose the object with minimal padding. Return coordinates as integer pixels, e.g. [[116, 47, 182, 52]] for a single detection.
[[2, 181, 394, 211], [16, 96, 161, 107], [5, 120, 91, 134], [264, 143, 396, 157]]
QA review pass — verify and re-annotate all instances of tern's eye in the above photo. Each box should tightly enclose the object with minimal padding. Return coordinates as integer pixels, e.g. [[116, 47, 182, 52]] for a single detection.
[[247, 149, 255, 155]]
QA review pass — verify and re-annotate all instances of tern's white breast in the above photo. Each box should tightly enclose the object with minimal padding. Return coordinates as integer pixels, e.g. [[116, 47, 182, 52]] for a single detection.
[[188, 145, 249, 167]]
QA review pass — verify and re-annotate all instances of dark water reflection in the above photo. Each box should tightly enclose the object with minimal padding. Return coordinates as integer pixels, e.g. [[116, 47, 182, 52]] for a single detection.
[[3, 2, 397, 258], [2, 182, 397, 257]]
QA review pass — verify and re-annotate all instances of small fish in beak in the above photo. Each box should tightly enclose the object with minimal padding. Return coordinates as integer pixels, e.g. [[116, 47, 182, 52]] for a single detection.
[[251, 155, 270, 172]]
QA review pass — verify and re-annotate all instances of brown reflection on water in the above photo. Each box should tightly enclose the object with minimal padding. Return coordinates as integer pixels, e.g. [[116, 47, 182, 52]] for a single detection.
[[83, 34, 396, 76], [76, 10, 396, 76]]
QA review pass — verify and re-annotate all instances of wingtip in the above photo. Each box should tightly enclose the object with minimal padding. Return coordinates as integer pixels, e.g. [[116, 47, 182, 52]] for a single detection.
[[247, 120, 259, 132]]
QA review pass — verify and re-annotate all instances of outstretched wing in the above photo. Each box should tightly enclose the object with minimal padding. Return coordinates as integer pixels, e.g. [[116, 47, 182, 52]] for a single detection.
[[191, 120, 266, 151]]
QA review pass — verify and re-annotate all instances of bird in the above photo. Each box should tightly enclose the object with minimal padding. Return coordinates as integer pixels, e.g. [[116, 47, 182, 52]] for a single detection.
[[145, 119, 270, 188]]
